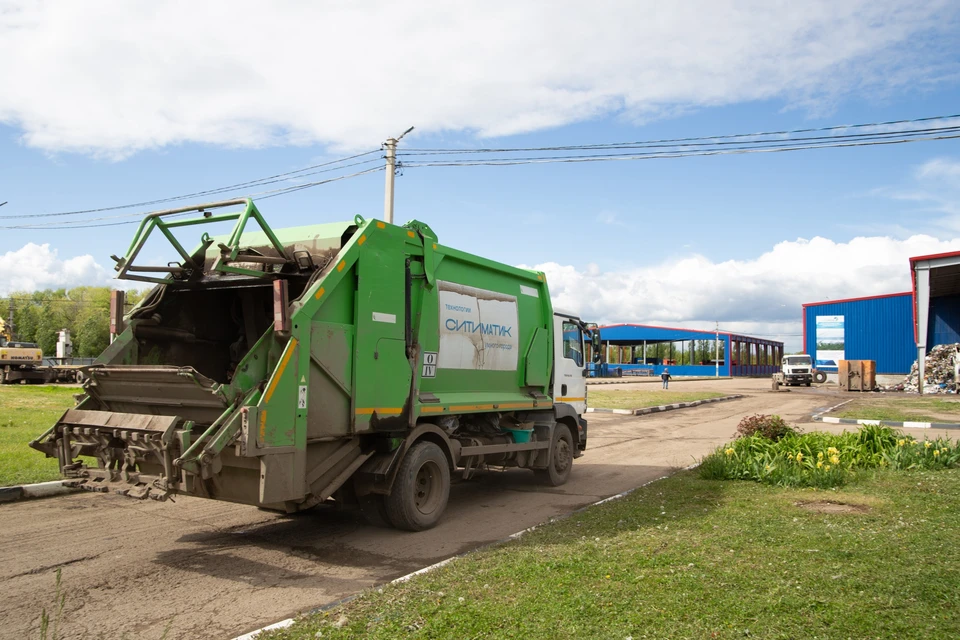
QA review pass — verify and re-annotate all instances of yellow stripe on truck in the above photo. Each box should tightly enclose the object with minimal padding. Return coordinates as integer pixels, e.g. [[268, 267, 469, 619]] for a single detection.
[[263, 338, 297, 403]]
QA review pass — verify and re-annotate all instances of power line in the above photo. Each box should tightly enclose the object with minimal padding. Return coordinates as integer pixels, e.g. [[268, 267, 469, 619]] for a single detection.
[[398, 124, 960, 157], [398, 130, 960, 168], [6, 112, 960, 229], [0, 149, 383, 220], [0, 166, 386, 230], [402, 113, 960, 153]]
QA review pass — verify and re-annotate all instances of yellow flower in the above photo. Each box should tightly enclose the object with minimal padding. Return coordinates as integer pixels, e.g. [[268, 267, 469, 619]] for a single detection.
[[898, 439, 906, 447], [764, 465, 772, 472], [942, 448, 949, 454], [796, 452, 804, 462], [925, 441, 932, 449], [725, 448, 735, 456], [817, 452, 824, 461], [934, 450, 940, 457], [816, 460, 823, 469], [824, 465, 831, 471], [830, 455, 840, 465], [827, 447, 839, 456]]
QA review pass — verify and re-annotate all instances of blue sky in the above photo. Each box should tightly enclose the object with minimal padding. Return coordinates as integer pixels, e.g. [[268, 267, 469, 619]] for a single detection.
[[2, 1, 960, 351]]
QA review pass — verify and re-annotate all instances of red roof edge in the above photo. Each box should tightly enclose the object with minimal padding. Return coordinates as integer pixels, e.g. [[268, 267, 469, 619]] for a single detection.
[[801, 291, 912, 307], [909, 249, 960, 266]]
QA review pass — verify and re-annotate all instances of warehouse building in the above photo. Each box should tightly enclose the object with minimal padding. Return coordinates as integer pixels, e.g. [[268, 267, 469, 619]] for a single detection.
[[802, 292, 915, 375], [596, 324, 783, 377], [912, 250, 960, 393]]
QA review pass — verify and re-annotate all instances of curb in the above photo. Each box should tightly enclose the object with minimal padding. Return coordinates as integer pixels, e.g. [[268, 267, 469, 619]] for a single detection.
[[814, 416, 960, 430], [232, 467, 697, 639], [0, 480, 79, 504], [811, 399, 960, 430], [587, 394, 743, 416]]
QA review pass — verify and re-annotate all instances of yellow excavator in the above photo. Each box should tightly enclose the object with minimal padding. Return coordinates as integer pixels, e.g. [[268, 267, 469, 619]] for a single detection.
[[0, 317, 44, 384]]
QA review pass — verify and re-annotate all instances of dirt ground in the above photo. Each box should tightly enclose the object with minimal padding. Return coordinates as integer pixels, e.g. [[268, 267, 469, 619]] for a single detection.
[[0, 378, 945, 640]]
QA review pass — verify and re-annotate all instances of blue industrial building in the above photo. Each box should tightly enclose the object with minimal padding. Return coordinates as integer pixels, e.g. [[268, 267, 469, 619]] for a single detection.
[[597, 324, 783, 377], [802, 292, 915, 374]]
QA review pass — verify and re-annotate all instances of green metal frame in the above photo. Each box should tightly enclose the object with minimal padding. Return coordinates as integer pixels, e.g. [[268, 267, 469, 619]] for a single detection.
[[112, 198, 291, 284]]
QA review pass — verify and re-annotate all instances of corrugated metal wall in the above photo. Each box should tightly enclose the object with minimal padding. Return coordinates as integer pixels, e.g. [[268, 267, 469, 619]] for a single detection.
[[929, 296, 960, 346], [803, 294, 915, 374]]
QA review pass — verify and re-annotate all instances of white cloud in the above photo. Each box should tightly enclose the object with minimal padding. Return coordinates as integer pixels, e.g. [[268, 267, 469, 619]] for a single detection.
[[526, 234, 958, 350], [0, 1, 957, 157], [3, 232, 955, 351], [0, 243, 111, 295], [917, 158, 960, 184]]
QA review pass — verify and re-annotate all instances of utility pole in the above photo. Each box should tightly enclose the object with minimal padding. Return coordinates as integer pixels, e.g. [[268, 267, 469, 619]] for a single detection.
[[715, 321, 720, 378], [383, 126, 415, 224], [7, 297, 15, 341]]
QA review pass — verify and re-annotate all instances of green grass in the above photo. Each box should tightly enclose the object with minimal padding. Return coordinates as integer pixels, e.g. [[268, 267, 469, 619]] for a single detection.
[[832, 397, 960, 423], [588, 389, 725, 409], [264, 467, 960, 640], [0, 386, 77, 486]]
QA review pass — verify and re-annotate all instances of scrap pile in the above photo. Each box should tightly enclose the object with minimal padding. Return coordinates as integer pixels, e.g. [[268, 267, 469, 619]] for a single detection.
[[895, 343, 960, 393]]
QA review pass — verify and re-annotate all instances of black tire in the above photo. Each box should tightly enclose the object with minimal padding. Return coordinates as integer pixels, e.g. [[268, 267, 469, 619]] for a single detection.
[[805, 381, 812, 387], [813, 371, 827, 384], [386, 441, 450, 531], [537, 424, 574, 486], [0, 368, 6, 385]]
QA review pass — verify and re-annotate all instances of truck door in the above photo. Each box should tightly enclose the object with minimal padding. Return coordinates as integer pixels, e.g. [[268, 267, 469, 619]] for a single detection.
[[553, 315, 586, 414]]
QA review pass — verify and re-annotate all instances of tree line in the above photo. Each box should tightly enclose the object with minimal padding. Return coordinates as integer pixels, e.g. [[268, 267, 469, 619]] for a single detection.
[[4, 287, 144, 358]]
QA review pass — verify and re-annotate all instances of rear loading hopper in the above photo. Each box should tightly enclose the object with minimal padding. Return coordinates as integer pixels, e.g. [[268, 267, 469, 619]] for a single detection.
[[31, 199, 592, 529]]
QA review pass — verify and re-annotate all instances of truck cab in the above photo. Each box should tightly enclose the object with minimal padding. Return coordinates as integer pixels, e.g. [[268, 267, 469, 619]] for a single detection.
[[553, 312, 589, 415], [781, 354, 813, 386]]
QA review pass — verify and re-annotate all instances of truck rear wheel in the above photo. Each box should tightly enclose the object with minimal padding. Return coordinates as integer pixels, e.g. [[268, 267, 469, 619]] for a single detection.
[[386, 441, 450, 531], [0, 369, 5, 385], [814, 371, 827, 384], [537, 424, 573, 486]]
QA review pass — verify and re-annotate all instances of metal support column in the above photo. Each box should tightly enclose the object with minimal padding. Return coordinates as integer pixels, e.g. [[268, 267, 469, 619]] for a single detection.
[[915, 266, 930, 395]]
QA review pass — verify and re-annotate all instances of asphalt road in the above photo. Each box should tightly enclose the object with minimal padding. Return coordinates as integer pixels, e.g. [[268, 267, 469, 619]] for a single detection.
[[0, 379, 846, 639]]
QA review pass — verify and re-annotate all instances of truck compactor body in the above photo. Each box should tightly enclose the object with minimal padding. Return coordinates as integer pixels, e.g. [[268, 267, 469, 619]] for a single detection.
[[31, 199, 596, 530]]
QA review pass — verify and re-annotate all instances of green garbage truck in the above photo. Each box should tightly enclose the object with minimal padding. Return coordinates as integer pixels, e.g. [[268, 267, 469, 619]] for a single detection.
[[30, 198, 598, 530]]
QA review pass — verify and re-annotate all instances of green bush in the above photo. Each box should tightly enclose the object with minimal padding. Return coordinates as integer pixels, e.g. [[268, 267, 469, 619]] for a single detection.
[[735, 413, 797, 441], [700, 424, 960, 488]]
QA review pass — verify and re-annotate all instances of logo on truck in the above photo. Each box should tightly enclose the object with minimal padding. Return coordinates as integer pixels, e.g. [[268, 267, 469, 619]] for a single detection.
[[438, 281, 519, 371]]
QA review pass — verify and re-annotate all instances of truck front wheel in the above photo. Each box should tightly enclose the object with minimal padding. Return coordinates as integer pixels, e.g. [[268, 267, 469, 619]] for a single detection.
[[537, 424, 573, 486], [386, 441, 450, 531]]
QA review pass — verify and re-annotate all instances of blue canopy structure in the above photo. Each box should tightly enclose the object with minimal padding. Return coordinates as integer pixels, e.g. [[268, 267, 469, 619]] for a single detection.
[[595, 324, 783, 377]]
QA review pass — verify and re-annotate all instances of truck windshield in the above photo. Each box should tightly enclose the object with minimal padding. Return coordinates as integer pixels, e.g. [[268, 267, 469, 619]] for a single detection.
[[784, 357, 811, 365]]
